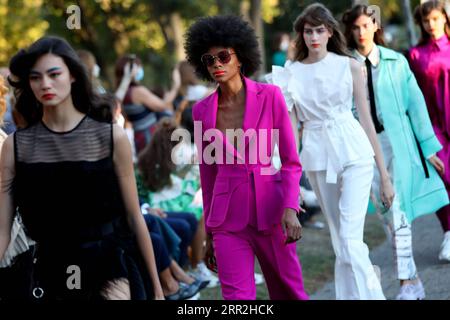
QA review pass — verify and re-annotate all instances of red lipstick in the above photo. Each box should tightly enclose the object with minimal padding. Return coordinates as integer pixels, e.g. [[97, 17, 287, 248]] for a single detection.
[[42, 94, 56, 100]]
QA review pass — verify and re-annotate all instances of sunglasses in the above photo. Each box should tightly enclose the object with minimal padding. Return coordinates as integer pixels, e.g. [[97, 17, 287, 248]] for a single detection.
[[201, 50, 236, 67]]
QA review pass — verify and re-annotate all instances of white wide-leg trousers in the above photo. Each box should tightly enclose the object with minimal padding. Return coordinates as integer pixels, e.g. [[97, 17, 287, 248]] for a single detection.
[[307, 162, 385, 300]]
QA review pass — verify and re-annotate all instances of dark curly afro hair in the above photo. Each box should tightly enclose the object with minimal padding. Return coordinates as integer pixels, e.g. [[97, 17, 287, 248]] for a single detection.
[[184, 15, 261, 82]]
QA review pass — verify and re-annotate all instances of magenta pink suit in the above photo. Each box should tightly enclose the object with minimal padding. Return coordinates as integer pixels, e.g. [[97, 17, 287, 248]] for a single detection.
[[409, 35, 450, 232], [192, 77, 308, 300]]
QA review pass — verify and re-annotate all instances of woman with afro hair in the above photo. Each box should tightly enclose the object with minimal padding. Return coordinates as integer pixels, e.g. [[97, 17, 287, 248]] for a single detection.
[[184, 15, 308, 300]]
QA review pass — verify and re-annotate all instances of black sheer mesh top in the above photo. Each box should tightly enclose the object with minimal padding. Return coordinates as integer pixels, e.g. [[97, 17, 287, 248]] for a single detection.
[[13, 116, 127, 243]]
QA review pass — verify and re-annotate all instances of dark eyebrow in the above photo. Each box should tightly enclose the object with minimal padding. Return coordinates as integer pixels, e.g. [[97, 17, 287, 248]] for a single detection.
[[305, 26, 325, 31], [29, 67, 62, 75], [47, 67, 61, 73]]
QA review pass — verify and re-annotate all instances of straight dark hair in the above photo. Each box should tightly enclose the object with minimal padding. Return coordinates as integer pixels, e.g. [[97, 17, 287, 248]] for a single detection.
[[293, 3, 352, 61], [342, 4, 386, 50], [413, 0, 450, 45], [8, 36, 112, 127]]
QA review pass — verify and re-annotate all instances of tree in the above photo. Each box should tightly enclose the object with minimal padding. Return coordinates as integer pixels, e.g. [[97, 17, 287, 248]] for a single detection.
[[0, 0, 48, 66], [137, 0, 218, 58], [43, 0, 202, 88], [352, 0, 369, 4], [250, 0, 266, 75], [400, 0, 417, 46], [215, 0, 240, 14]]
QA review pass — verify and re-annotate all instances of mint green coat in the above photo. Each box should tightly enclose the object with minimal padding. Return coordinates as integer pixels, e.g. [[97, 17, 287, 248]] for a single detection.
[[366, 46, 449, 222]]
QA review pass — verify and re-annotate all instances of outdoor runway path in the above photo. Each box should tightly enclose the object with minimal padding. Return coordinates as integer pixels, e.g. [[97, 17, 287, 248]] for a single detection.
[[311, 213, 450, 300]]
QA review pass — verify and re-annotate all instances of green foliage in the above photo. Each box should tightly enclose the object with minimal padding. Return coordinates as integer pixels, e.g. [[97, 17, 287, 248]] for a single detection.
[[1, 0, 415, 88], [264, 0, 416, 69], [40, 0, 221, 89], [0, 0, 48, 65]]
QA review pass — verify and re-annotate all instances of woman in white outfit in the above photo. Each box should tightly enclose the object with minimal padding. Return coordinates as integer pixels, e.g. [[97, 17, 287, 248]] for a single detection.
[[269, 3, 394, 300]]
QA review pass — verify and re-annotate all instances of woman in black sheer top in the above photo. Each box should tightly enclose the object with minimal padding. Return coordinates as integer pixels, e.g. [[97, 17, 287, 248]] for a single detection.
[[0, 36, 163, 300]]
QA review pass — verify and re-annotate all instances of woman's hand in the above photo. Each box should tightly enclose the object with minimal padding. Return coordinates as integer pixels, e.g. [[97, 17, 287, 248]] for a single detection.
[[148, 208, 167, 218], [154, 289, 165, 300], [141, 203, 166, 218], [429, 155, 445, 175], [281, 208, 303, 244], [380, 175, 395, 209], [122, 62, 139, 81], [204, 233, 217, 273]]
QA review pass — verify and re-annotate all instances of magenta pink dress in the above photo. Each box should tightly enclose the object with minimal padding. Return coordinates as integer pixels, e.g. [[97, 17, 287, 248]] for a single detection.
[[409, 35, 450, 231]]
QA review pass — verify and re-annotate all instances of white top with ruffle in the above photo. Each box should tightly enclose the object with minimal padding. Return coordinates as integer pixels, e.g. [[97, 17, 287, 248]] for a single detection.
[[267, 52, 374, 183]]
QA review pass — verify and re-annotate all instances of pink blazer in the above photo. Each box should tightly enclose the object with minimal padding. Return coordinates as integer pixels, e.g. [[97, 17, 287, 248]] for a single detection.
[[192, 77, 302, 233]]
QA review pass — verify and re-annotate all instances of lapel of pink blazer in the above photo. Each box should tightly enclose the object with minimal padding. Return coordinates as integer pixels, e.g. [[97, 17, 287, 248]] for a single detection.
[[242, 77, 263, 150]]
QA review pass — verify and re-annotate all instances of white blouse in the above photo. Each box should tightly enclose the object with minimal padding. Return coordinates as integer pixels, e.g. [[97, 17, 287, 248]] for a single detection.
[[268, 52, 374, 183]]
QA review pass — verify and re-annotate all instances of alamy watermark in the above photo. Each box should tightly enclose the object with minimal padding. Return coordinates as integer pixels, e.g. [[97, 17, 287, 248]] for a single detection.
[[66, 264, 81, 290], [32, 264, 81, 299], [171, 121, 281, 176], [368, 5, 381, 26], [66, 5, 81, 30]]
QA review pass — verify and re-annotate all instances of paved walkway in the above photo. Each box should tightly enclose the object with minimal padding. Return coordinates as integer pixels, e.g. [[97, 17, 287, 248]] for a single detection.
[[311, 213, 450, 300]]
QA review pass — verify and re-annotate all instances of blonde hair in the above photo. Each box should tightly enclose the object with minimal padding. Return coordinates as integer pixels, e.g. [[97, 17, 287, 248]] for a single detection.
[[0, 75, 8, 126]]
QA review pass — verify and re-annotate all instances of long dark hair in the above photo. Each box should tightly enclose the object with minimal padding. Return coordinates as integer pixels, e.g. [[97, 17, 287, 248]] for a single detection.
[[342, 4, 386, 50], [414, 0, 450, 45], [293, 3, 351, 61], [137, 118, 178, 192], [8, 36, 112, 127]]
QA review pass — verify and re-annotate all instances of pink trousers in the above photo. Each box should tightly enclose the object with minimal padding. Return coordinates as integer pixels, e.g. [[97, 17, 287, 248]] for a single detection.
[[437, 205, 450, 232], [212, 224, 309, 300]]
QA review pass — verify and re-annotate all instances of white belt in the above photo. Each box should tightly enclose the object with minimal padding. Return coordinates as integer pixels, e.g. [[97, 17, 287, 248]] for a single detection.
[[303, 111, 355, 184]]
